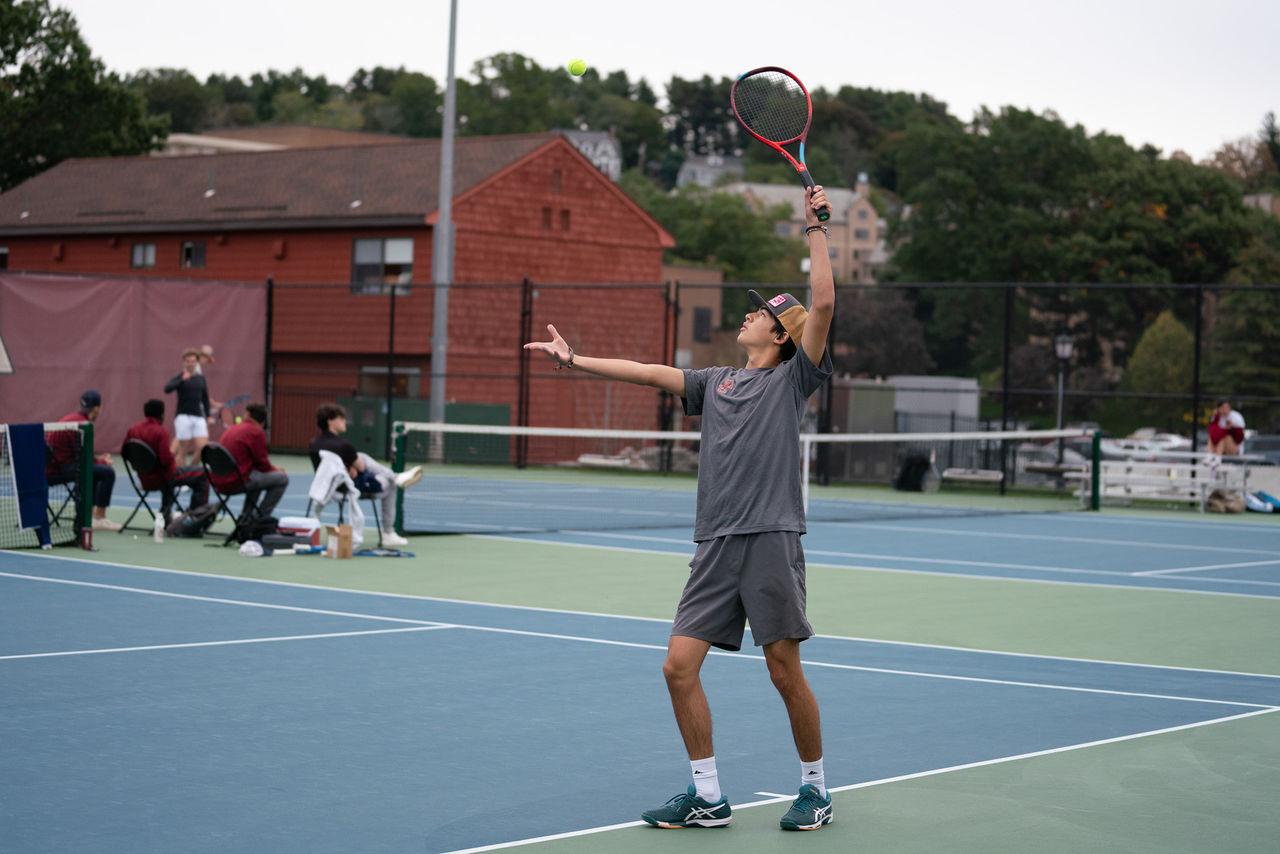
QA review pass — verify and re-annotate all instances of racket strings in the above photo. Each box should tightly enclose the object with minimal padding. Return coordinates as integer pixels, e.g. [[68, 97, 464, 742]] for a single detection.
[[733, 71, 808, 143]]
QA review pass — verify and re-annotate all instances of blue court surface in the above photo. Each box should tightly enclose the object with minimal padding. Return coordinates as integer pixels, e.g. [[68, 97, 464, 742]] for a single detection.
[[3, 549, 1278, 853]]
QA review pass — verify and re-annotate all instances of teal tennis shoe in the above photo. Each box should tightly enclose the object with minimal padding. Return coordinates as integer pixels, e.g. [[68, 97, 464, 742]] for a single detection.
[[779, 783, 833, 830], [641, 785, 732, 828]]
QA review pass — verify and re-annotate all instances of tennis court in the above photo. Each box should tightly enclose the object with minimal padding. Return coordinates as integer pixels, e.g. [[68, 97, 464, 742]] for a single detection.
[[3, 465, 1279, 853]]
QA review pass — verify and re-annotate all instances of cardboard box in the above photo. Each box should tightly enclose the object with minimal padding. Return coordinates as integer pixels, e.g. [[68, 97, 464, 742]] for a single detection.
[[324, 523, 353, 559]]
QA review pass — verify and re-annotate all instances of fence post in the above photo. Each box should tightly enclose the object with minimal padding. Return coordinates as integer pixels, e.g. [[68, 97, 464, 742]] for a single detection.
[[516, 278, 533, 469], [385, 281, 397, 460], [264, 277, 274, 415], [999, 285, 1013, 494], [1191, 284, 1204, 453]]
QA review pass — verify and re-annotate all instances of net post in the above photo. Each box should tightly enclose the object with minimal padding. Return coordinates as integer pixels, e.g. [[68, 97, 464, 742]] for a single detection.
[[1090, 430, 1102, 511], [79, 421, 94, 547], [393, 421, 406, 533]]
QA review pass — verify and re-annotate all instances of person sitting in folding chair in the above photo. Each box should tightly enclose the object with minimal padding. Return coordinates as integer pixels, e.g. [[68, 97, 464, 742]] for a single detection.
[[209, 403, 288, 521], [123, 399, 209, 527], [47, 389, 120, 531], [308, 403, 422, 548], [308, 449, 372, 548]]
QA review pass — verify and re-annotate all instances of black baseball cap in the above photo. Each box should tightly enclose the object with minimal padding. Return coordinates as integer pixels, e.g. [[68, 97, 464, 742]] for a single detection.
[[80, 389, 102, 408]]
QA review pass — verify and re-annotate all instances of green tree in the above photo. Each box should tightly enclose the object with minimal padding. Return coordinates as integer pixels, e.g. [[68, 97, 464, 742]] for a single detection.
[[129, 68, 212, 132], [388, 72, 441, 137], [0, 0, 162, 190], [1118, 310, 1195, 432], [620, 170, 804, 288]]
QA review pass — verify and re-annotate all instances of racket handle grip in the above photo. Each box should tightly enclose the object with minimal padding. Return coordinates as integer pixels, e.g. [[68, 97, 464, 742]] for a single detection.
[[799, 170, 830, 222]]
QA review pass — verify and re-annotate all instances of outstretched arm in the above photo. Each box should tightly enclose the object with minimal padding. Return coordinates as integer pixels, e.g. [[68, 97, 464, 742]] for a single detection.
[[523, 324, 685, 395], [800, 185, 835, 365]]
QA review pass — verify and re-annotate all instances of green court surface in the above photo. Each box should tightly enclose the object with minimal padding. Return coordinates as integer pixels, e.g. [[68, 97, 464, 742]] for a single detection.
[[49, 496, 1280, 854]]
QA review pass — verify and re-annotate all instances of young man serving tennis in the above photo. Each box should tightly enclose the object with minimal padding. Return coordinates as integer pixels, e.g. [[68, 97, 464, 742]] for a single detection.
[[525, 186, 836, 831]]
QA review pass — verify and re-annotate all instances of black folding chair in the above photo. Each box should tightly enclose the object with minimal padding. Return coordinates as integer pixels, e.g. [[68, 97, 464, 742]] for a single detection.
[[200, 442, 258, 546], [305, 456, 383, 549], [120, 439, 187, 532], [45, 443, 80, 527]]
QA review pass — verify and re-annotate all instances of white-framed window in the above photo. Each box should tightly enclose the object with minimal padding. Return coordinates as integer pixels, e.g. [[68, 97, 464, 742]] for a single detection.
[[131, 243, 156, 268], [351, 237, 413, 294], [181, 241, 206, 269]]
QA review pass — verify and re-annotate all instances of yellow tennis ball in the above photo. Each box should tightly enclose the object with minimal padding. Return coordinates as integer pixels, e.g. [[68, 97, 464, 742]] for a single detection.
[[568, 58, 587, 77]]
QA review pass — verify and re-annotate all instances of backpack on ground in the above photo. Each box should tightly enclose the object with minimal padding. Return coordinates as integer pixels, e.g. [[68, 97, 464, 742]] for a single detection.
[[166, 503, 219, 538], [233, 514, 279, 544]]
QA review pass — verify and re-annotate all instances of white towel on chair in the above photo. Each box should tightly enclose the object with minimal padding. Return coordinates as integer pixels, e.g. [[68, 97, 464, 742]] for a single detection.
[[309, 450, 365, 546]]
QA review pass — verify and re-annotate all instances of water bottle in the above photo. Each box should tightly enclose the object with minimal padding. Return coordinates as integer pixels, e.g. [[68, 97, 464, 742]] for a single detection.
[[153, 512, 165, 543]]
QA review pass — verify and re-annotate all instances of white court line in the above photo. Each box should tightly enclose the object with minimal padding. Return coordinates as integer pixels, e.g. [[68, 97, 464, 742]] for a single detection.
[[755, 791, 790, 798], [1134, 559, 1280, 577], [3, 568, 1268, 709], [1048, 513, 1280, 534], [473, 534, 1280, 600], [8, 549, 1280, 677], [823, 521, 1279, 556], [0, 626, 452, 661], [0, 571, 449, 628], [440, 707, 1280, 854]]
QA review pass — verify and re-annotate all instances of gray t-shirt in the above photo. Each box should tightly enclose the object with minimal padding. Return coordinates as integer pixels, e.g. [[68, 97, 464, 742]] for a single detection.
[[682, 346, 833, 542]]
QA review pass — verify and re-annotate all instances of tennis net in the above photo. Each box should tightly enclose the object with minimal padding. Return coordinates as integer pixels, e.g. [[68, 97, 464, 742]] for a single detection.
[[393, 422, 1097, 535], [0, 421, 93, 549]]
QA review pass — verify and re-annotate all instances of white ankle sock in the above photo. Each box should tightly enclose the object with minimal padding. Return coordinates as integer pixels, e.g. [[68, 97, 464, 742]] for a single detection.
[[801, 758, 827, 797], [690, 756, 721, 802]]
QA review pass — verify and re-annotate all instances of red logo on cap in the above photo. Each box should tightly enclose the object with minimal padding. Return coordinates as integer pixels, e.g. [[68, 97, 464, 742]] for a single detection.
[[716, 378, 735, 395], [768, 294, 788, 307]]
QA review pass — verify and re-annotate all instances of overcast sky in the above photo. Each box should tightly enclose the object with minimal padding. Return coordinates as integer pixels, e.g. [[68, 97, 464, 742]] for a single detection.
[[62, 0, 1278, 161]]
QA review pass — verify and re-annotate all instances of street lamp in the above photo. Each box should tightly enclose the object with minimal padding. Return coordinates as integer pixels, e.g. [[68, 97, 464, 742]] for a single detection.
[[1054, 333, 1074, 464]]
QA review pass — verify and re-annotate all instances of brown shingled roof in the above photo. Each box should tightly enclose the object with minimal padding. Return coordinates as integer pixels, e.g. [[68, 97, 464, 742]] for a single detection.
[[195, 125, 412, 148], [0, 133, 558, 235]]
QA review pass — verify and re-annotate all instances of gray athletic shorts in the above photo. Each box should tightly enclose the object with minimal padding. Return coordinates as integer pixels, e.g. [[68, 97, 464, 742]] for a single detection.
[[671, 531, 813, 652]]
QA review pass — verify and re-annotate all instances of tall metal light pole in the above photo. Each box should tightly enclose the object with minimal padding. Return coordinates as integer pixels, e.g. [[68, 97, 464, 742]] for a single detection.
[[430, 0, 458, 434], [1054, 332, 1074, 464]]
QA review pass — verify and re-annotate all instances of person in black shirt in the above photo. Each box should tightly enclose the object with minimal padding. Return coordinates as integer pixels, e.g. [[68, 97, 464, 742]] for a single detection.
[[164, 348, 212, 467], [309, 403, 422, 547]]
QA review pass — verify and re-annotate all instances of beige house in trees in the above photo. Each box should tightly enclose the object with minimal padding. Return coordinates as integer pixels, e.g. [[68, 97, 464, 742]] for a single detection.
[[722, 173, 885, 283]]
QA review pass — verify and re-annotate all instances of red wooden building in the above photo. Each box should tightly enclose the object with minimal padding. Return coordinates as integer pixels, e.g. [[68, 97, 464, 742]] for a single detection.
[[0, 133, 676, 448]]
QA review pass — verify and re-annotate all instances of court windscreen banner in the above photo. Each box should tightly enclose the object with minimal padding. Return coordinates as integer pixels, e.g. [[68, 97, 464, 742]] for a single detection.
[[0, 273, 266, 453]]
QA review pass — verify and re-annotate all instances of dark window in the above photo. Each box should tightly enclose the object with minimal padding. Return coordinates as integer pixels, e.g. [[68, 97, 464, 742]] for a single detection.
[[541, 207, 553, 230], [857, 209, 868, 220], [351, 237, 413, 294], [358, 366, 421, 397], [559, 209, 571, 231], [693, 307, 712, 343], [854, 228, 870, 240], [180, 241, 206, 269], [0, 247, 7, 270], [131, 243, 156, 268], [551, 169, 563, 193]]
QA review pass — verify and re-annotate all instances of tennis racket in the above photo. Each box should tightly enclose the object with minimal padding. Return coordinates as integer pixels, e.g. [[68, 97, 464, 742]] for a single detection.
[[218, 393, 252, 428], [730, 66, 830, 222]]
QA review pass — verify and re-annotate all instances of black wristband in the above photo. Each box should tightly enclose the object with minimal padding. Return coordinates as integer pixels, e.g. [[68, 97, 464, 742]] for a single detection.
[[558, 346, 575, 370], [805, 225, 829, 236]]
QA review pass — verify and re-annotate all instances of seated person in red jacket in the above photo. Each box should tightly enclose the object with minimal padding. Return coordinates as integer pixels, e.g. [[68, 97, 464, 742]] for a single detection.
[[47, 389, 120, 531], [210, 402, 288, 518], [123, 399, 210, 521]]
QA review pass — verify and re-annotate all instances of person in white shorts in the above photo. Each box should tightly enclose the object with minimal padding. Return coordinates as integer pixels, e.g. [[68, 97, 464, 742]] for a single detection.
[[164, 348, 212, 467]]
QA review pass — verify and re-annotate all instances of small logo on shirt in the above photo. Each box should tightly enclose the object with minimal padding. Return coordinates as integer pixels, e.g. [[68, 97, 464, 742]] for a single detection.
[[716, 378, 735, 395]]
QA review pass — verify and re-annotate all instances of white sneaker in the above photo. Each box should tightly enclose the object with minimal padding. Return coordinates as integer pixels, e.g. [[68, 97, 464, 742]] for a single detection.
[[92, 517, 122, 531], [380, 531, 409, 547], [394, 466, 423, 489]]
